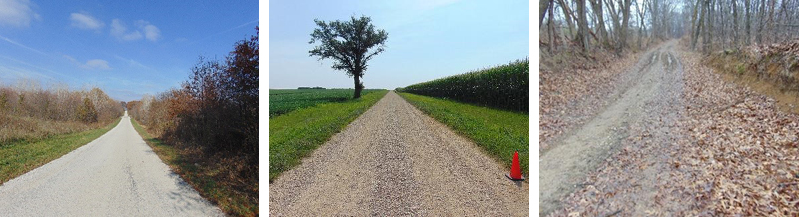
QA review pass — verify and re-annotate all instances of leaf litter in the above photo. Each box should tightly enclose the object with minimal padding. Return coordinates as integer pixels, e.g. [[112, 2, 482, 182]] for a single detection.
[[545, 43, 799, 216]]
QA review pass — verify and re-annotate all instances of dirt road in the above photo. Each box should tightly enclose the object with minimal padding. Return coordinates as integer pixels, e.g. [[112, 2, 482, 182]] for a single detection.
[[0, 113, 223, 216], [540, 41, 685, 215], [269, 91, 528, 216]]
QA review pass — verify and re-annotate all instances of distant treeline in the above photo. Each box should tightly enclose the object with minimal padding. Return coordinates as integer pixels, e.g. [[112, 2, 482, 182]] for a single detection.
[[298, 86, 325, 89], [0, 82, 122, 143], [397, 58, 529, 112], [127, 29, 258, 165]]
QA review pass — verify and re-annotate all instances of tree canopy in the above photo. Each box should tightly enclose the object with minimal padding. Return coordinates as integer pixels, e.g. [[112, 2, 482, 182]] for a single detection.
[[309, 15, 388, 98]]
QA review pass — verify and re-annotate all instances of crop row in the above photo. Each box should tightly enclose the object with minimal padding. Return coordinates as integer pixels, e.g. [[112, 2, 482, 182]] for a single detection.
[[397, 59, 528, 112], [269, 89, 379, 118]]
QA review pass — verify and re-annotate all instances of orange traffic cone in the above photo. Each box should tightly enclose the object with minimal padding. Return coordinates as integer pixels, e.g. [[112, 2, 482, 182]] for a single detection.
[[506, 151, 524, 181]]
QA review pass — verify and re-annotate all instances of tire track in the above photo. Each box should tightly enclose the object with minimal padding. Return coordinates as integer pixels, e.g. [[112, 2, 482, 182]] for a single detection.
[[540, 41, 685, 215]]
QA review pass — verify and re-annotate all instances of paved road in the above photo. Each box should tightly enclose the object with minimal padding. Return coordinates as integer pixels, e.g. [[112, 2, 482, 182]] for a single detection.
[[0, 112, 223, 216], [270, 91, 528, 216]]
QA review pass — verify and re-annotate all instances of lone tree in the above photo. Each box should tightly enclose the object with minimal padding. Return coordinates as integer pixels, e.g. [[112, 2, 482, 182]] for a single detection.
[[309, 15, 388, 99]]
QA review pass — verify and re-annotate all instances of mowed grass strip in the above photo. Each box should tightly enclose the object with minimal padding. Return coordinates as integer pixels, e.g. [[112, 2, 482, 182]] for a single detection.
[[269, 89, 380, 118], [0, 117, 121, 184], [269, 90, 388, 181], [130, 118, 257, 216], [398, 92, 529, 175]]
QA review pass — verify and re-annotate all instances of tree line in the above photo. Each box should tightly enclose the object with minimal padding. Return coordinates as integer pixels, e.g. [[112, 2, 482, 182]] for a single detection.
[[540, 0, 799, 55], [688, 0, 799, 53], [0, 81, 122, 143], [540, 0, 687, 54], [127, 28, 258, 164]]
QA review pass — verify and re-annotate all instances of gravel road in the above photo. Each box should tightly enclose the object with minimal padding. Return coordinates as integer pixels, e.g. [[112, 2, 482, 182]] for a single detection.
[[0, 113, 223, 216], [540, 41, 685, 215], [269, 91, 529, 216]]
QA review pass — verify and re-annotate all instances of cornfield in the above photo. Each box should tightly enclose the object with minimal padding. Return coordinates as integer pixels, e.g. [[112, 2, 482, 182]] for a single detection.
[[397, 58, 528, 112]]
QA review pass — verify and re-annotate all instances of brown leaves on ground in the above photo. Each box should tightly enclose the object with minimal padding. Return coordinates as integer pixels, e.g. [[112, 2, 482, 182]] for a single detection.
[[548, 44, 799, 216], [539, 49, 643, 151], [677, 49, 799, 216]]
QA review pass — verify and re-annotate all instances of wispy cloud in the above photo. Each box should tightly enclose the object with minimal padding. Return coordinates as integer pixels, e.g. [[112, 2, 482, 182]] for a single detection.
[[0, 34, 47, 55], [113, 55, 153, 71], [136, 20, 161, 41], [0, 0, 40, 27], [110, 19, 143, 41], [110, 18, 161, 42], [84, 59, 110, 70], [189, 19, 258, 44], [70, 12, 104, 30], [64, 55, 111, 70]]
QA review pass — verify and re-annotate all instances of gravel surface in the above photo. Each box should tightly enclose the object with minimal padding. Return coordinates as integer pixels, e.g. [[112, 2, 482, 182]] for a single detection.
[[540, 41, 685, 216], [0, 113, 223, 216], [269, 91, 529, 216]]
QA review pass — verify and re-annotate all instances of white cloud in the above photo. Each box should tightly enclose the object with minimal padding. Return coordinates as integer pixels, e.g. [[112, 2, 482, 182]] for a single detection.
[[0, 0, 39, 27], [111, 18, 161, 42], [136, 20, 161, 41], [64, 55, 111, 70], [70, 12, 103, 30], [111, 19, 142, 41], [84, 59, 111, 70]]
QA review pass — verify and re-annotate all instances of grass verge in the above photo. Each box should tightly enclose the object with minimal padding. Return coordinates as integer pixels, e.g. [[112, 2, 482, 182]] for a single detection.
[[269, 90, 389, 182], [130, 118, 257, 216], [398, 92, 529, 175], [0, 117, 121, 184]]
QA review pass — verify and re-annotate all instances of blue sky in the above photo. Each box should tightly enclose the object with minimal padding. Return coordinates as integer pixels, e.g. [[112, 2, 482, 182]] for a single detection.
[[269, 0, 528, 89], [0, 0, 258, 101]]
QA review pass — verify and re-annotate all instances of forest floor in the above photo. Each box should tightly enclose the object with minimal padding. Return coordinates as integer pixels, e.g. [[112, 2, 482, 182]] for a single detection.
[[540, 40, 799, 216]]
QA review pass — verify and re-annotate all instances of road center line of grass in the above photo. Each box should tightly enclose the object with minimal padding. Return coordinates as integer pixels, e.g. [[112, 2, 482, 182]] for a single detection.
[[0, 118, 121, 184]]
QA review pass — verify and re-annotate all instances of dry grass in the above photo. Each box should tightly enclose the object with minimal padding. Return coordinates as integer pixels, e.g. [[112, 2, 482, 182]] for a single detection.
[[131, 118, 258, 217], [0, 113, 107, 145]]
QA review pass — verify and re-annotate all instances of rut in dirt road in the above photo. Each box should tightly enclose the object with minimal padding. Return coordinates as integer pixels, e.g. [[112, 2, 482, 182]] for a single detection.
[[540, 41, 685, 215], [269, 91, 528, 216], [0, 113, 223, 216]]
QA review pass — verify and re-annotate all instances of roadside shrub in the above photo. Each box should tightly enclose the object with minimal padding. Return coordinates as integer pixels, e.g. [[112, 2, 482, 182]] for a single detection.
[[76, 98, 98, 123], [398, 58, 529, 112], [0, 82, 123, 144], [128, 28, 258, 158]]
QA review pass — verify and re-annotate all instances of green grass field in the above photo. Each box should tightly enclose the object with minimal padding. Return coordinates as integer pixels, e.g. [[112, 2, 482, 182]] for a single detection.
[[398, 92, 529, 175], [0, 118, 121, 184], [269, 89, 380, 118], [269, 90, 388, 181]]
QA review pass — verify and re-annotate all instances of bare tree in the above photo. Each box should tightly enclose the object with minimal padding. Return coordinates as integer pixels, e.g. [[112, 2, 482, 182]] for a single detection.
[[589, 0, 610, 47], [576, 0, 590, 52]]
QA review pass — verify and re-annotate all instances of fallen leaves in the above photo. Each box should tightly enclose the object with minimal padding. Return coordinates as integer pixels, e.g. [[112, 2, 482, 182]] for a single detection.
[[547, 43, 799, 216]]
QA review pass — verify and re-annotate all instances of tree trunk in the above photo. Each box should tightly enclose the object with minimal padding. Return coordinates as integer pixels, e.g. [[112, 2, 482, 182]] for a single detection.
[[606, 0, 620, 46], [719, 0, 725, 50], [353, 75, 362, 99], [558, 0, 576, 40], [619, 0, 632, 53], [733, 0, 739, 47], [540, 0, 550, 27], [589, 0, 609, 47], [700, 0, 713, 53], [576, 0, 590, 52], [745, 0, 751, 45], [548, 1, 558, 50], [691, 0, 700, 48], [757, 0, 765, 44]]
